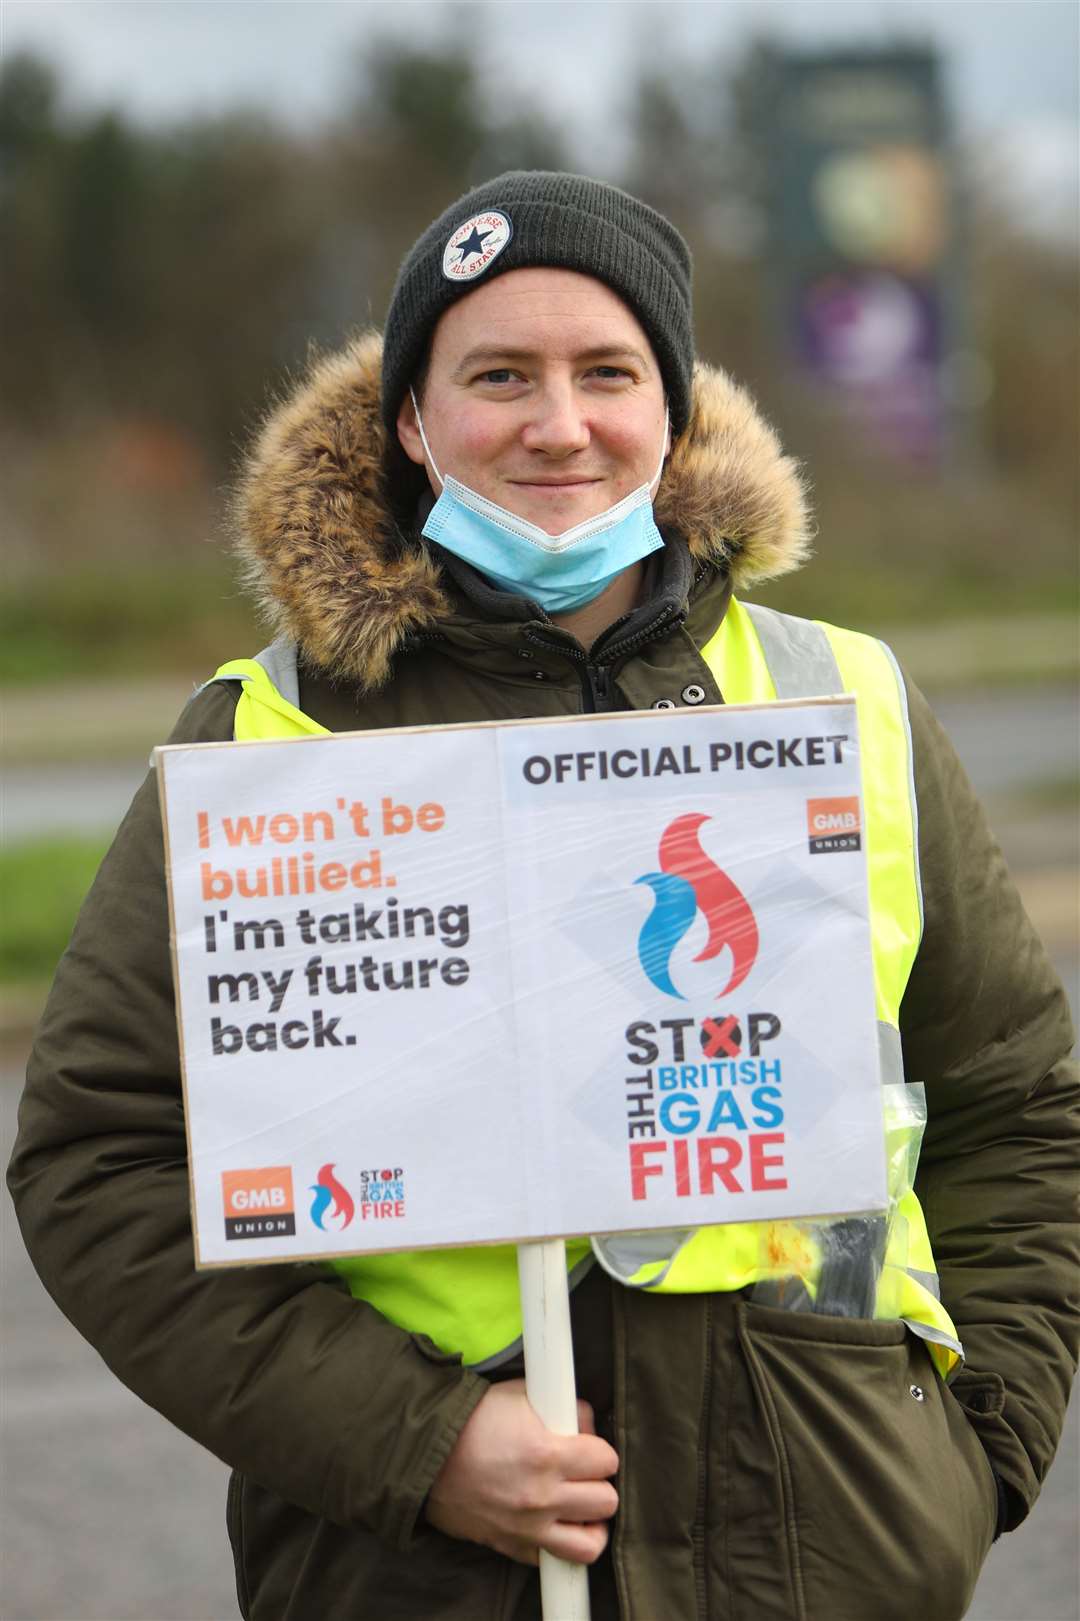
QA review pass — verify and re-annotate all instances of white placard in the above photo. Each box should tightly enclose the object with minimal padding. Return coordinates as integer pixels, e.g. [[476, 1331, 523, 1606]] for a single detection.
[[157, 698, 885, 1267]]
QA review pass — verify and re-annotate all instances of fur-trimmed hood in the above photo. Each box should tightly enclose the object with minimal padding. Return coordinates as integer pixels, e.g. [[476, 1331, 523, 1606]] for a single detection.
[[232, 331, 811, 689]]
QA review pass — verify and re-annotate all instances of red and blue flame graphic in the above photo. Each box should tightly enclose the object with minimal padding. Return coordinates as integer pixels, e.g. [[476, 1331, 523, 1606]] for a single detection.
[[309, 1163, 355, 1230], [635, 813, 759, 1001]]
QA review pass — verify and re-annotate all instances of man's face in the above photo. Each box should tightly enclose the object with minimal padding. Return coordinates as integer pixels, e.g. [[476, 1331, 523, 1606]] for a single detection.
[[397, 267, 669, 537]]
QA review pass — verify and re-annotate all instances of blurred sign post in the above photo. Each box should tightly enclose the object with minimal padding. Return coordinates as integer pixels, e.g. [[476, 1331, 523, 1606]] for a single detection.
[[765, 48, 954, 462]]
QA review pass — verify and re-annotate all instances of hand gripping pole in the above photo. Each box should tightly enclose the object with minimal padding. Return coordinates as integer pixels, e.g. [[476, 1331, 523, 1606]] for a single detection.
[[517, 1239, 592, 1621]]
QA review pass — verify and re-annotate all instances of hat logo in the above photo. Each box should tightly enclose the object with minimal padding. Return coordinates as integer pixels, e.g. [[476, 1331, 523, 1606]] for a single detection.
[[442, 210, 513, 282]]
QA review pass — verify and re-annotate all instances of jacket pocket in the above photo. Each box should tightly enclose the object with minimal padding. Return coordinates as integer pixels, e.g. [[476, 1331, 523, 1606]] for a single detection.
[[737, 1300, 997, 1621], [947, 1367, 1014, 1535]]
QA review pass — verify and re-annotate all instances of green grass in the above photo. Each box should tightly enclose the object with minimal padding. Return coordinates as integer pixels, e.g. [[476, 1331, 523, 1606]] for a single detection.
[[0, 559, 260, 685], [0, 834, 111, 986], [752, 562, 1076, 635]]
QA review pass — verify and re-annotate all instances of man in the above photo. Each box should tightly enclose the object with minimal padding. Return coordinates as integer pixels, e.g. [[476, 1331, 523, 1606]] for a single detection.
[[10, 172, 1078, 1620]]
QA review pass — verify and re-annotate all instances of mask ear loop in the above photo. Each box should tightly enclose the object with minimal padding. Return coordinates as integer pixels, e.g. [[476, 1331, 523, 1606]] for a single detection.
[[648, 405, 670, 497], [409, 387, 444, 490]]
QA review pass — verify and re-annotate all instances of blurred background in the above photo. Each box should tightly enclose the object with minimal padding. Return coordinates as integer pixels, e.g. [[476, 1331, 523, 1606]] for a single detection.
[[2, 3, 1077, 1618]]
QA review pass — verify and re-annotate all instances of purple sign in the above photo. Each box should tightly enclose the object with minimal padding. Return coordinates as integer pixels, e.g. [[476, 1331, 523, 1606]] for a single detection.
[[798, 272, 943, 462]]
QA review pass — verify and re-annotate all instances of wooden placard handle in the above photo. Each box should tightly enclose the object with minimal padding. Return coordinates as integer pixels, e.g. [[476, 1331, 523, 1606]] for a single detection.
[[517, 1239, 592, 1621]]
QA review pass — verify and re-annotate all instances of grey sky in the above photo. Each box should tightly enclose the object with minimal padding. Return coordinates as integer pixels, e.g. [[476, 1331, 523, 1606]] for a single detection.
[[4, 1, 1077, 236]]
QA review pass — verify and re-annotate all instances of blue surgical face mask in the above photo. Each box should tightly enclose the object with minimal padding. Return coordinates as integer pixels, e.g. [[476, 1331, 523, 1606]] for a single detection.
[[410, 388, 669, 615]]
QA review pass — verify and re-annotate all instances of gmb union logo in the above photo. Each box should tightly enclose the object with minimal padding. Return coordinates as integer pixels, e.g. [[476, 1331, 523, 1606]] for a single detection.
[[221, 1166, 295, 1241], [634, 813, 759, 1001], [807, 795, 862, 855], [309, 1163, 355, 1231]]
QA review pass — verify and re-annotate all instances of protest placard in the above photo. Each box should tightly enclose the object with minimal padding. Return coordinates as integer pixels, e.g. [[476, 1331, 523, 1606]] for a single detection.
[[157, 697, 885, 1267]]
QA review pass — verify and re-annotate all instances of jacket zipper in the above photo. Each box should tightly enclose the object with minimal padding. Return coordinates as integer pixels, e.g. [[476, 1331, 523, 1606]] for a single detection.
[[410, 628, 614, 713], [581, 660, 612, 713], [529, 644, 612, 715], [414, 597, 687, 715], [525, 602, 685, 714]]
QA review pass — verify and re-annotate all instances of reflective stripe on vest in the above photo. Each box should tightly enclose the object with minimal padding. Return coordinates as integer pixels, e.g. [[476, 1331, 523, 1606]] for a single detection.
[[214, 601, 961, 1375], [213, 642, 328, 740]]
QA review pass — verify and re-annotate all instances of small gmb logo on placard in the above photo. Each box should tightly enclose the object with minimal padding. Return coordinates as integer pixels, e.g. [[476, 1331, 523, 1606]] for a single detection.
[[221, 1166, 296, 1239], [807, 797, 861, 854]]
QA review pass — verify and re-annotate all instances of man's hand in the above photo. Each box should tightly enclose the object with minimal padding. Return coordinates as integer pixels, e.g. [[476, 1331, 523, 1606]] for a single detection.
[[425, 1378, 619, 1566]]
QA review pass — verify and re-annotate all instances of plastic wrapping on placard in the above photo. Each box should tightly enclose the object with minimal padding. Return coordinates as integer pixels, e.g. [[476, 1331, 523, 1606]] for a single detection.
[[750, 1083, 926, 1318], [158, 698, 887, 1280]]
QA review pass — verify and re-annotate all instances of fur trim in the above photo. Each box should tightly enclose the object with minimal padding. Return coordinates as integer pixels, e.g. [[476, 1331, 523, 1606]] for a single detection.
[[232, 330, 811, 689], [655, 364, 812, 585], [232, 332, 450, 691]]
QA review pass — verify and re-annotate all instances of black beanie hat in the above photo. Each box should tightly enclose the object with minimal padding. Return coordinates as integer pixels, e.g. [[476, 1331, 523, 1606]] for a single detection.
[[381, 170, 695, 436]]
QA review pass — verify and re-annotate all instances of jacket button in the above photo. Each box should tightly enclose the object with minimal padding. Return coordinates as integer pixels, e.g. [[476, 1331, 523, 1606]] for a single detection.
[[909, 1384, 926, 1402], [652, 697, 676, 710], [682, 684, 706, 705], [532, 670, 548, 681]]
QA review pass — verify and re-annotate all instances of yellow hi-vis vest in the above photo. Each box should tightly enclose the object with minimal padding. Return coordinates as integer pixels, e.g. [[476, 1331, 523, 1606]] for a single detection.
[[212, 598, 962, 1377]]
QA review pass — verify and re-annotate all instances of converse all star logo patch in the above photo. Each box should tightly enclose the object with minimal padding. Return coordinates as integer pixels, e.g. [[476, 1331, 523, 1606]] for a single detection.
[[441, 210, 513, 282]]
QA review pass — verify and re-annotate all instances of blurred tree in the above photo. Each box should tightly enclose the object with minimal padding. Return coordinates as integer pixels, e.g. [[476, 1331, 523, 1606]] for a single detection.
[[620, 47, 772, 388], [1, 53, 70, 422], [364, 35, 488, 178], [135, 114, 326, 450], [0, 49, 59, 158], [975, 220, 1078, 505], [327, 30, 569, 327], [62, 112, 145, 335], [0, 53, 323, 457], [624, 69, 701, 220]]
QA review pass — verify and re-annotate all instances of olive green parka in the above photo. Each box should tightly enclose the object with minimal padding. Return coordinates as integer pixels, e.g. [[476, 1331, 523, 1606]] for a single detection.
[[9, 335, 1078, 1621]]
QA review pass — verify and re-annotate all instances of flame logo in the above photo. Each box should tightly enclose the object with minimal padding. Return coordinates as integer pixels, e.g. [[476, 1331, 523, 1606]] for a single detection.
[[309, 1163, 355, 1230], [634, 813, 758, 1001]]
